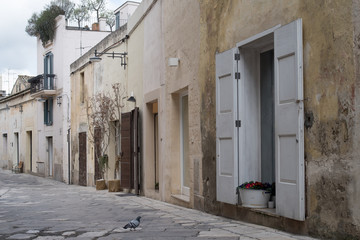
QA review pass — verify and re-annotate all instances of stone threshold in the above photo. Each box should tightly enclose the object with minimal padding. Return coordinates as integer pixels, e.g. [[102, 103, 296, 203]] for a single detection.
[[171, 194, 190, 203]]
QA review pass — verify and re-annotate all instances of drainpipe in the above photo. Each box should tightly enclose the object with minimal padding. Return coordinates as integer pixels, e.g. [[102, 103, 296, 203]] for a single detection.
[[68, 128, 71, 184]]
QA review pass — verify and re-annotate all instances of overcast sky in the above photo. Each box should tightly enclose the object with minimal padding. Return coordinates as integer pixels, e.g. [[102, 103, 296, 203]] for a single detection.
[[0, 0, 126, 94]]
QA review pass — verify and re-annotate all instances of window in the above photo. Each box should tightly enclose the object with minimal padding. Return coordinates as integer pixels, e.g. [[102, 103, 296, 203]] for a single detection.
[[115, 12, 120, 30], [44, 52, 54, 89], [44, 98, 53, 125], [2, 133, 7, 156], [216, 19, 304, 221], [80, 72, 85, 104]]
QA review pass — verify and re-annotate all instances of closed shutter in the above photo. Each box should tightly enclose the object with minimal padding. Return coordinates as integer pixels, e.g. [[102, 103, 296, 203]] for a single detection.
[[44, 101, 48, 124], [49, 53, 54, 89], [215, 48, 240, 204], [48, 98, 53, 125], [274, 19, 304, 221]]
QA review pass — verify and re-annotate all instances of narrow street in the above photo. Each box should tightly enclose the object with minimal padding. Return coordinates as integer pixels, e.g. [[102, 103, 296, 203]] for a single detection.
[[0, 169, 316, 240]]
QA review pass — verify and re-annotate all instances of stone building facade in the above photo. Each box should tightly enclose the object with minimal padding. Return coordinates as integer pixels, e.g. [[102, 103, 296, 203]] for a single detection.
[[69, 0, 360, 238]]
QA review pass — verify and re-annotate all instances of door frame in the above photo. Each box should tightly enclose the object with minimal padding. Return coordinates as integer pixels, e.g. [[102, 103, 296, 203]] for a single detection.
[[47, 137, 53, 176], [14, 132, 19, 164], [216, 20, 304, 220], [180, 92, 190, 196]]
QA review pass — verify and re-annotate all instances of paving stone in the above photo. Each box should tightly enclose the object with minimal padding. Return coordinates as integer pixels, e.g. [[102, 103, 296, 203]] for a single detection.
[[97, 233, 124, 240], [0, 169, 319, 240], [7, 234, 35, 239], [198, 228, 241, 238], [77, 231, 108, 238], [33, 237, 65, 240], [245, 232, 298, 240], [62, 231, 76, 236]]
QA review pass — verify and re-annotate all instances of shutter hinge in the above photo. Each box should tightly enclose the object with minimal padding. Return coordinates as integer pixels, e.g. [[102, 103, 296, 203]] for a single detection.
[[235, 120, 241, 128], [235, 72, 241, 80], [234, 53, 240, 61]]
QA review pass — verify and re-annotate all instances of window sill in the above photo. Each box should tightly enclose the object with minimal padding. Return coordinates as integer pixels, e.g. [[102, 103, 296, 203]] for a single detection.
[[171, 194, 190, 203]]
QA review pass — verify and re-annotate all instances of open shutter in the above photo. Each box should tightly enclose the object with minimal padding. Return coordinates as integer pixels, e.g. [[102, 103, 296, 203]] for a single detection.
[[44, 57, 48, 89], [274, 19, 304, 221], [49, 53, 54, 89], [216, 48, 239, 204]]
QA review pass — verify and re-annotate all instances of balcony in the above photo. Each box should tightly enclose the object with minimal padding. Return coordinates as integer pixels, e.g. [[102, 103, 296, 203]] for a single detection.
[[28, 74, 57, 98]]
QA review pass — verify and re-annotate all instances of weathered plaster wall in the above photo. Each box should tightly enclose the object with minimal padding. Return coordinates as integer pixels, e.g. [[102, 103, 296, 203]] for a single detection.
[[0, 92, 37, 173], [198, 0, 360, 238], [95, 42, 128, 182], [142, 0, 165, 201], [70, 63, 94, 185], [70, 25, 128, 186], [162, 0, 202, 207], [140, 0, 202, 208], [37, 15, 110, 183]]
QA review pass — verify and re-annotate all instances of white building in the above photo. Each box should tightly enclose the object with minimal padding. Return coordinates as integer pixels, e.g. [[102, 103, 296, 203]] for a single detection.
[[27, 15, 110, 183], [114, 1, 141, 30]]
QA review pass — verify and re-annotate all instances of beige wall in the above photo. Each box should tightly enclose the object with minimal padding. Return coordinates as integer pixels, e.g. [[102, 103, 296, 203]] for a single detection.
[[0, 92, 37, 173], [71, 24, 131, 186], [162, 0, 202, 207], [141, 0, 202, 208], [71, 64, 94, 185]]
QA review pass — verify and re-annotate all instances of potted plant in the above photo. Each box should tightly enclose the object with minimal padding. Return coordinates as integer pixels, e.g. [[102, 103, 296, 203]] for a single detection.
[[236, 181, 272, 208]]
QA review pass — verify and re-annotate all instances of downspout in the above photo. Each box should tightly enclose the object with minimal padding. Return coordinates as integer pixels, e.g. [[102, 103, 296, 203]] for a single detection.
[[68, 127, 71, 184]]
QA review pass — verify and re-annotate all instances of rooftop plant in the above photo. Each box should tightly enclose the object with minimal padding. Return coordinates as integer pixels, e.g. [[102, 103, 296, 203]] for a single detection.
[[25, 3, 66, 46]]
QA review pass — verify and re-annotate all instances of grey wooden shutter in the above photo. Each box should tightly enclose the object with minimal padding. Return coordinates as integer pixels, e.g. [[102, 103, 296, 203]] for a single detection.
[[49, 53, 54, 89], [44, 56, 48, 89], [48, 98, 53, 125], [274, 19, 305, 221], [215, 48, 239, 204]]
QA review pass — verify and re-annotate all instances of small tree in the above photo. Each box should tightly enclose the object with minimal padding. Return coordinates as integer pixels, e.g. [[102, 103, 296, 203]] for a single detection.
[[112, 83, 126, 123], [87, 92, 115, 179], [86, 83, 126, 179], [86, 0, 106, 23], [25, 4, 65, 46], [72, 3, 90, 28], [103, 10, 115, 31], [50, 0, 75, 22]]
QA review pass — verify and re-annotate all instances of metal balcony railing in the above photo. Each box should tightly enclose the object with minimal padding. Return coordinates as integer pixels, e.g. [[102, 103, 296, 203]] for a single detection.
[[28, 74, 56, 94]]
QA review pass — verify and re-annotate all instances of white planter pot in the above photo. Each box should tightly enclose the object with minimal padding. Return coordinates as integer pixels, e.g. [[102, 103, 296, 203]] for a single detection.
[[239, 189, 271, 208]]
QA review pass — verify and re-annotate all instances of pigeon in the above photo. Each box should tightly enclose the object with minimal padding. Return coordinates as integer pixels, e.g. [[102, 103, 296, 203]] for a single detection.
[[123, 216, 141, 231]]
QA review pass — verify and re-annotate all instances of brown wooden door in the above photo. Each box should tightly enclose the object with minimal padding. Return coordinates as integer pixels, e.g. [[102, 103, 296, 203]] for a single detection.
[[79, 132, 87, 186], [94, 128, 102, 181], [121, 112, 133, 189], [132, 107, 140, 194]]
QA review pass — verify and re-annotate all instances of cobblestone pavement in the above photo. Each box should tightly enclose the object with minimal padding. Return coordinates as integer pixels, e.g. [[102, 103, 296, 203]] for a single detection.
[[0, 169, 317, 240]]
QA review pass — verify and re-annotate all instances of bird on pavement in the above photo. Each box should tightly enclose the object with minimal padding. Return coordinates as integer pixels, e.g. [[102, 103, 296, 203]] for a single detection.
[[123, 216, 141, 231]]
